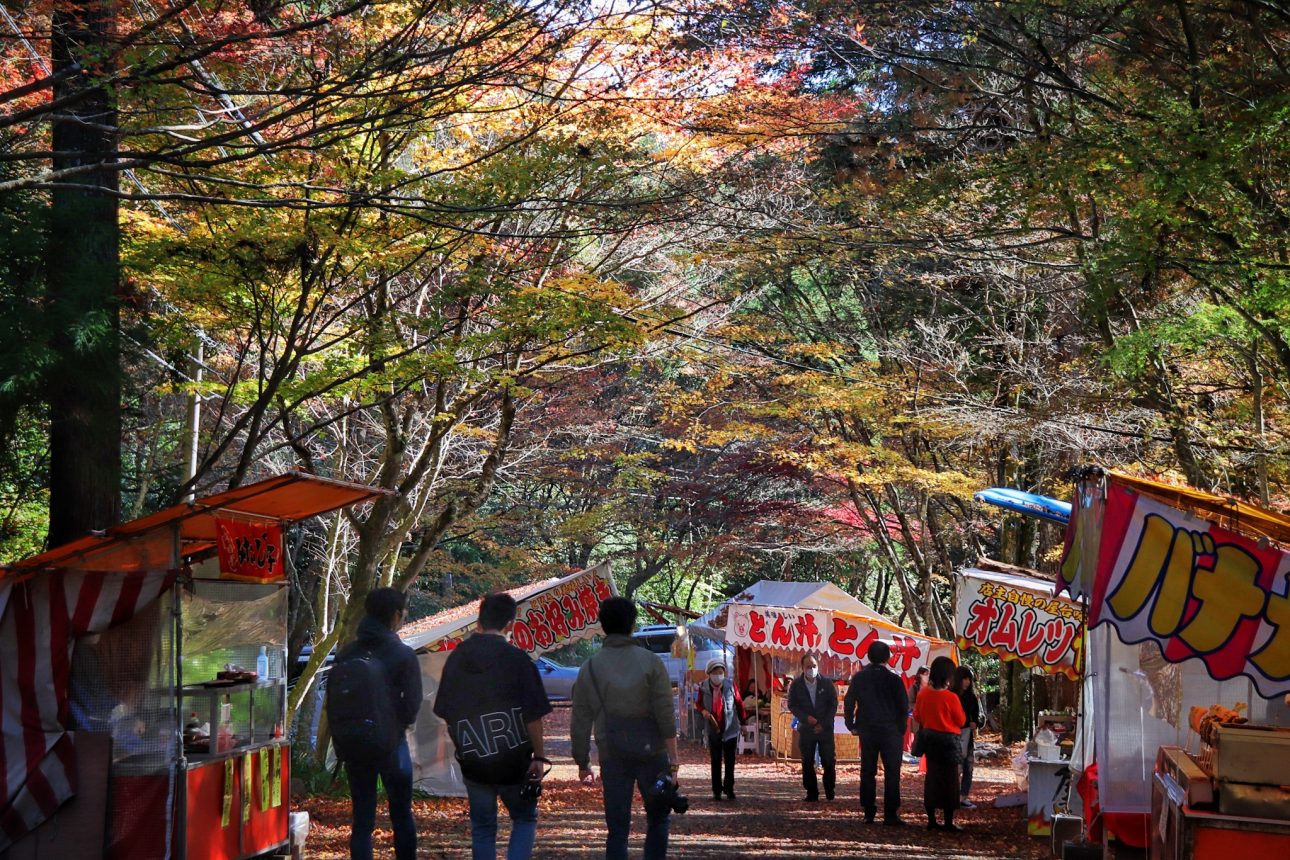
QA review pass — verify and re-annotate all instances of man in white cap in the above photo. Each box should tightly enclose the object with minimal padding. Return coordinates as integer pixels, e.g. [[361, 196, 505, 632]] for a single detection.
[[693, 658, 747, 800]]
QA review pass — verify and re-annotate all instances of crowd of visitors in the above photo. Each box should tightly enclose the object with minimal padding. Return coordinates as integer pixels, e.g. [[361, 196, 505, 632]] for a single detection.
[[329, 591, 983, 859]]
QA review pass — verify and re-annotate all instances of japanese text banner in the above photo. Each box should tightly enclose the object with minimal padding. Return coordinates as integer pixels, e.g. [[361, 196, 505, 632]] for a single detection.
[[955, 570, 1083, 680], [724, 603, 941, 678], [428, 564, 615, 657], [1088, 483, 1290, 697], [215, 517, 284, 582]]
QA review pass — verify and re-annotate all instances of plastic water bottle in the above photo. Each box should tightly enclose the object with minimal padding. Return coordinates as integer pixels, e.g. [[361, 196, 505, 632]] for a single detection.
[[257, 646, 269, 680]]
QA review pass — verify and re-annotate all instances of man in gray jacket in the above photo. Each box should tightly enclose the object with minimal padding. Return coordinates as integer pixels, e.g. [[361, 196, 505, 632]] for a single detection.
[[572, 597, 679, 860]]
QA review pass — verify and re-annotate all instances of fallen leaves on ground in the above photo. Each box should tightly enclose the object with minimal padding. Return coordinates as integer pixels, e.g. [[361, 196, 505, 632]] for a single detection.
[[298, 708, 1051, 859]]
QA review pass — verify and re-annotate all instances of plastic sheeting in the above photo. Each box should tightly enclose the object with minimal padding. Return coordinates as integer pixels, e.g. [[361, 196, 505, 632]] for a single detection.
[[1087, 623, 1290, 813], [408, 651, 463, 796]]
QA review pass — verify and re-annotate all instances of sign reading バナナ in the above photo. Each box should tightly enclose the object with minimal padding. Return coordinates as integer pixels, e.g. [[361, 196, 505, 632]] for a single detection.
[[955, 569, 1083, 680], [216, 517, 285, 582], [428, 564, 615, 657], [1087, 482, 1290, 697], [724, 603, 941, 680]]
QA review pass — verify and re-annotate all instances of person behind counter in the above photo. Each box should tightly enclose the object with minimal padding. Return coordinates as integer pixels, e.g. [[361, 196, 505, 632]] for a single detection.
[[912, 656, 966, 832]]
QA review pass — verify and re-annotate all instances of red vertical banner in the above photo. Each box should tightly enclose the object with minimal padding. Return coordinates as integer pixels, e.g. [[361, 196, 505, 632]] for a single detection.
[[216, 518, 285, 582]]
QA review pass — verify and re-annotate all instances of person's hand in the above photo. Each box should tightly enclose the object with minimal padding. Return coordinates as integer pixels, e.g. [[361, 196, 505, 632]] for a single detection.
[[527, 760, 546, 781], [705, 712, 719, 727], [806, 715, 817, 726], [578, 766, 596, 786]]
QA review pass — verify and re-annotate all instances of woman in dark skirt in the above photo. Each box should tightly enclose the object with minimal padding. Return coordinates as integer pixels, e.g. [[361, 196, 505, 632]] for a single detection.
[[912, 656, 967, 831]]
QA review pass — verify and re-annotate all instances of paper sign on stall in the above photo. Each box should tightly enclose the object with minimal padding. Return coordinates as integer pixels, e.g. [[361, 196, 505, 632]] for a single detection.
[[216, 517, 285, 582]]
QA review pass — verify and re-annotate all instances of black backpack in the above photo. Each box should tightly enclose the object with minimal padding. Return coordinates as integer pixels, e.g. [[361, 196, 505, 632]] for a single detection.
[[327, 643, 401, 762]]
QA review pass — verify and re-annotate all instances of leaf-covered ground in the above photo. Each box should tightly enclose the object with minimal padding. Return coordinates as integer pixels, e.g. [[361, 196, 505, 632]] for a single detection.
[[299, 706, 1054, 858]]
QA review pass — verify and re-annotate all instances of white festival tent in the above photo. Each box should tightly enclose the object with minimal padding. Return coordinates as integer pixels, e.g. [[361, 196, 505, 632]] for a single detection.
[[400, 561, 615, 796]]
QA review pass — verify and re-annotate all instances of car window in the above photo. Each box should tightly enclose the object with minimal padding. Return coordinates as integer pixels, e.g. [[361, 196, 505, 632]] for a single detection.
[[637, 634, 674, 653], [691, 634, 722, 652]]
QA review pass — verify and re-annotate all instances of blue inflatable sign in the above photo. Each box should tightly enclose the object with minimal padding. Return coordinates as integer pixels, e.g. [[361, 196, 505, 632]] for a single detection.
[[973, 488, 1071, 525]]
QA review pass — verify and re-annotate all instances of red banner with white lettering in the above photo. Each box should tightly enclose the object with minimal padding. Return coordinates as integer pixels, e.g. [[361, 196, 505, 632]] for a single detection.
[[427, 563, 616, 656], [1087, 483, 1290, 697], [724, 603, 945, 680], [955, 569, 1083, 680], [215, 518, 285, 582]]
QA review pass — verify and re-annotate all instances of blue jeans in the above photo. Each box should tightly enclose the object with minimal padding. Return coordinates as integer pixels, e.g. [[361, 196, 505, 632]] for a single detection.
[[348, 739, 416, 860], [465, 778, 538, 860], [600, 755, 671, 860]]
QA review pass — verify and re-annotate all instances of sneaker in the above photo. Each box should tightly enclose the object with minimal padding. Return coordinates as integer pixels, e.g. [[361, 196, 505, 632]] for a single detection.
[[902, 754, 919, 764], [960, 799, 976, 809], [883, 817, 906, 827], [713, 793, 723, 801], [724, 790, 737, 801], [803, 794, 819, 803]]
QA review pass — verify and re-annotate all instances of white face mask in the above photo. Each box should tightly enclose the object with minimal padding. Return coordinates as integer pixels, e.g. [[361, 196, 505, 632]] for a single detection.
[[709, 672, 725, 685], [804, 667, 818, 681]]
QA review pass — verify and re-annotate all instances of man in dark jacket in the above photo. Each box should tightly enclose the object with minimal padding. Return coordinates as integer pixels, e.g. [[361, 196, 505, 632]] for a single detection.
[[434, 592, 552, 860], [787, 654, 837, 801], [342, 587, 422, 860], [844, 640, 910, 825]]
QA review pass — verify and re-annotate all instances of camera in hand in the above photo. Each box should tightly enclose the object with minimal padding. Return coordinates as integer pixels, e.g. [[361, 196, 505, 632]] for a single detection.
[[519, 777, 542, 801], [649, 772, 688, 814]]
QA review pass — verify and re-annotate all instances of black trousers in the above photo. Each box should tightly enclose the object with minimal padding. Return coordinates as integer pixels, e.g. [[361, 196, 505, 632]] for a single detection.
[[921, 730, 962, 816], [708, 735, 736, 796], [799, 730, 836, 799], [859, 726, 904, 818]]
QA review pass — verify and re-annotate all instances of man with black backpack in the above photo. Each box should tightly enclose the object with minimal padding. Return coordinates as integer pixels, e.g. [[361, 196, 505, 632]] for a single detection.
[[571, 597, 679, 860], [433, 592, 552, 860], [328, 587, 422, 860]]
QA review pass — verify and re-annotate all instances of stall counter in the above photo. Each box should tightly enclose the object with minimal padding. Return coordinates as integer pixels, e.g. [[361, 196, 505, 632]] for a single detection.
[[1152, 768, 1290, 858]]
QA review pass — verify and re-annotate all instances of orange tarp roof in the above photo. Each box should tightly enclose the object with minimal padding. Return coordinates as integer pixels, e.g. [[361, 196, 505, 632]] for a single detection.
[[2, 471, 390, 576], [1109, 470, 1290, 548]]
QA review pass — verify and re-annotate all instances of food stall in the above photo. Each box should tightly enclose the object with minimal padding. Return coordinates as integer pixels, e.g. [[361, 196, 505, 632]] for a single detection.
[[1057, 468, 1290, 855], [0, 472, 385, 860], [690, 580, 954, 762], [954, 564, 1085, 835]]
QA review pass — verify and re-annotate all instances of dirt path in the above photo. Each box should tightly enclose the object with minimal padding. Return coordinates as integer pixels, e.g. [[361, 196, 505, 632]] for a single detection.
[[299, 705, 1051, 859]]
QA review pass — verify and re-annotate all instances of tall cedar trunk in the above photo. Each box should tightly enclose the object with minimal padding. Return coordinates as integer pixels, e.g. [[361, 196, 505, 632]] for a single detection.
[[46, 1, 121, 546]]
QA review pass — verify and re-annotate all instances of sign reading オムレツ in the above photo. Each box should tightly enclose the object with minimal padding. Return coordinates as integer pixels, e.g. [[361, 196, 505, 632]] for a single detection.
[[955, 570, 1083, 680]]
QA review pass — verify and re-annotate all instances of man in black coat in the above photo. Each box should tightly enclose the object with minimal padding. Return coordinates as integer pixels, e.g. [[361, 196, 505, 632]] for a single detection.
[[339, 587, 423, 860], [843, 641, 910, 825], [787, 654, 837, 801]]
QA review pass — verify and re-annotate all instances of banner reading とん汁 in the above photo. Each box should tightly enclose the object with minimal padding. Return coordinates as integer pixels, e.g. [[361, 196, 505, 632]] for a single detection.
[[724, 602, 945, 680], [1086, 482, 1290, 698], [955, 568, 1083, 681], [215, 517, 285, 582], [426, 564, 615, 657]]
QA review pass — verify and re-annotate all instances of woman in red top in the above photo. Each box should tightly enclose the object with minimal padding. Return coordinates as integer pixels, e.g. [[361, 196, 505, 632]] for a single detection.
[[912, 656, 967, 831]]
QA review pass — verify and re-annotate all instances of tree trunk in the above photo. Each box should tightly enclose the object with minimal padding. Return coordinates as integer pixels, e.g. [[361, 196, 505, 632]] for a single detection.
[[46, 0, 121, 547]]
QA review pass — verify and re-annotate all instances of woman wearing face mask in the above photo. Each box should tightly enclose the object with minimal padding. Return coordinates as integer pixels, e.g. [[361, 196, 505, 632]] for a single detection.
[[694, 659, 747, 801]]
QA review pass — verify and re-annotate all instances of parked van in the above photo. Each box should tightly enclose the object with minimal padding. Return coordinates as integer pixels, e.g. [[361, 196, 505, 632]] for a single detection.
[[632, 624, 733, 686]]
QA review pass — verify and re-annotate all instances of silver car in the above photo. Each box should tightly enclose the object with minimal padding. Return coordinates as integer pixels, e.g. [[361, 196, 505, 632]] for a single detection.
[[535, 656, 579, 701]]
